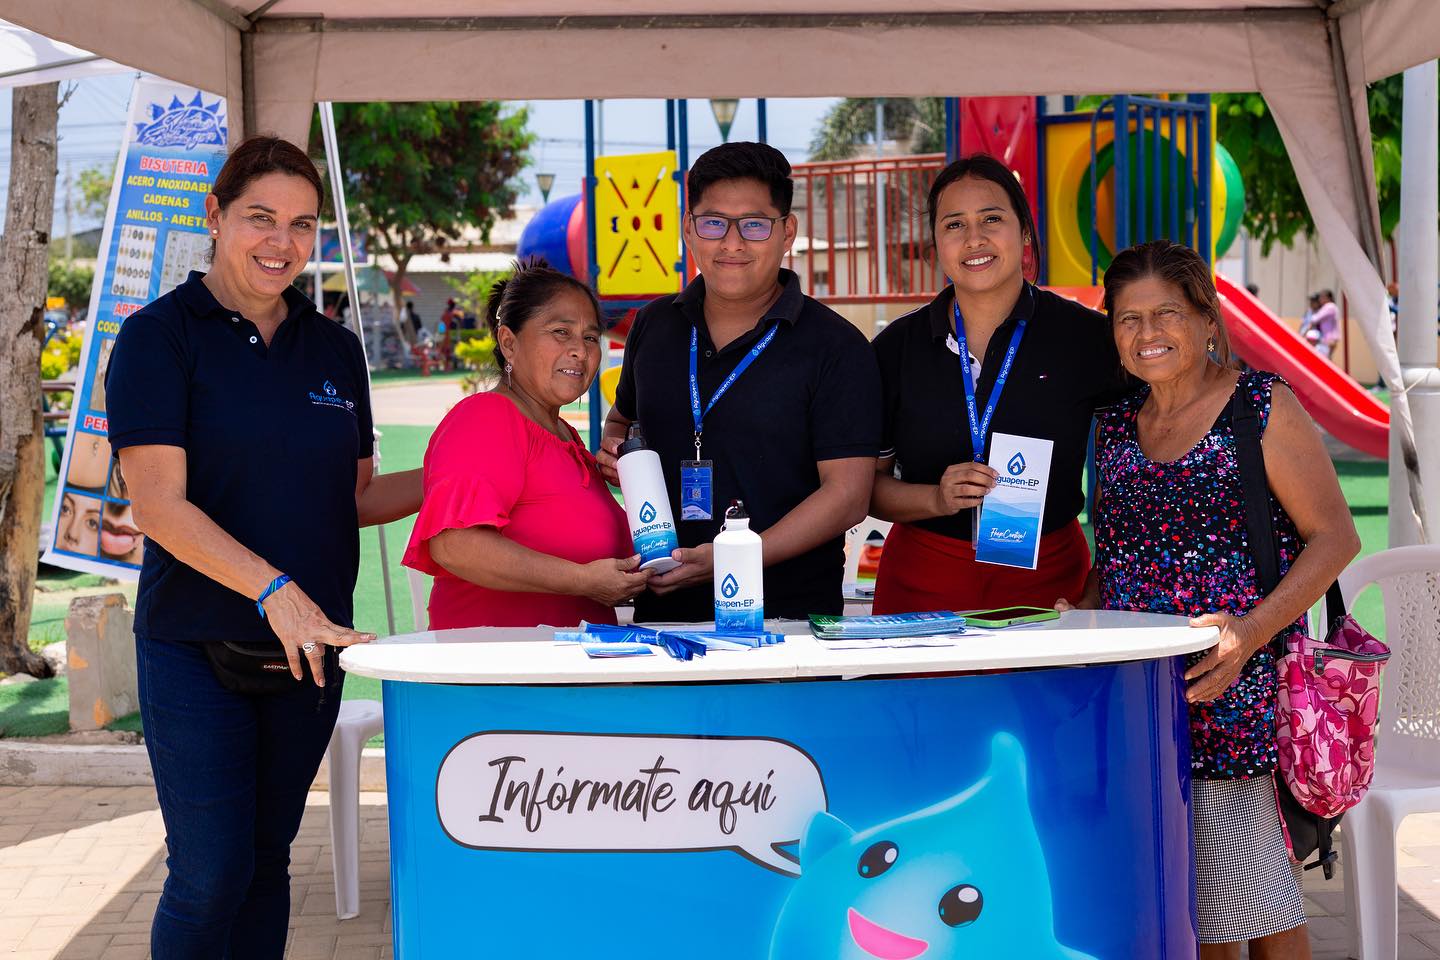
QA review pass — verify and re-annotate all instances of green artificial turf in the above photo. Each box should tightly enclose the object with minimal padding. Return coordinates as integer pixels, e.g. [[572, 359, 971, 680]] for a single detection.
[[367, 367, 467, 388]]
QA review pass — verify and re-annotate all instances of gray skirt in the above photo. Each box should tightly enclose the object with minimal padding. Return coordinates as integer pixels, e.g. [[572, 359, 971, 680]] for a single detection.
[[1193, 775, 1308, 943]]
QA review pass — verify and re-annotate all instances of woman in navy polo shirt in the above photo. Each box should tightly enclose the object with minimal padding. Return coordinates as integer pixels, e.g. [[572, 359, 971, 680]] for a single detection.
[[106, 136, 421, 959], [870, 154, 1127, 614]]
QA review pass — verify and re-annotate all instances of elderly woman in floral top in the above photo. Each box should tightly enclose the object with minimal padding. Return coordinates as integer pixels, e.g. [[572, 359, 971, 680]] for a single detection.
[[1059, 240, 1358, 960]]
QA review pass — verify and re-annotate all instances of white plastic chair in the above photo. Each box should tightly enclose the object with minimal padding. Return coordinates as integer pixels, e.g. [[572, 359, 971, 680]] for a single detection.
[[840, 521, 887, 613], [326, 698, 384, 919], [1336, 545, 1440, 959], [325, 568, 430, 918], [406, 566, 430, 632]]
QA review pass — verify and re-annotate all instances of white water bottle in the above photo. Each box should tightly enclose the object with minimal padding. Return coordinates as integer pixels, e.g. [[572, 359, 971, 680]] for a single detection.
[[713, 500, 764, 632], [616, 422, 680, 573]]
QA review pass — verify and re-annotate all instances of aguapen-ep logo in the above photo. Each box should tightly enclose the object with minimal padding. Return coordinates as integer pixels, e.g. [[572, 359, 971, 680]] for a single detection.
[[639, 501, 658, 524], [721, 573, 741, 599], [309, 380, 355, 412], [997, 451, 1040, 488]]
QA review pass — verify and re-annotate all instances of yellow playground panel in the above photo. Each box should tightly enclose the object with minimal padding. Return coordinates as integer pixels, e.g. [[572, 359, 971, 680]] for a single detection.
[[593, 150, 682, 298], [1044, 109, 1243, 286]]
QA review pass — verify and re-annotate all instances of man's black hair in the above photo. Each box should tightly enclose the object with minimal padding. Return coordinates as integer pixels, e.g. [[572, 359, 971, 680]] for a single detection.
[[687, 142, 794, 216]]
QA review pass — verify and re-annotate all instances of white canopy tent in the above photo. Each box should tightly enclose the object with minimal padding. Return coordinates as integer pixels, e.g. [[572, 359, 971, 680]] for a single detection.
[[2, 0, 1437, 536], [0, 18, 130, 89]]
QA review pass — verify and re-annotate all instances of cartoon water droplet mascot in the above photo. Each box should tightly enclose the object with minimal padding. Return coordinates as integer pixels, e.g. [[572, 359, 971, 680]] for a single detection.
[[769, 733, 1095, 960]]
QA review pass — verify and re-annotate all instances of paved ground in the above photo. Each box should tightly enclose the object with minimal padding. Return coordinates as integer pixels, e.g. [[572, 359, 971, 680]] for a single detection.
[[2, 783, 1439, 958]]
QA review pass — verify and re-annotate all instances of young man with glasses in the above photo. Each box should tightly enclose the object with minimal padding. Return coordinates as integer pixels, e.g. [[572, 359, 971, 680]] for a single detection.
[[598, 141, 882, 623]]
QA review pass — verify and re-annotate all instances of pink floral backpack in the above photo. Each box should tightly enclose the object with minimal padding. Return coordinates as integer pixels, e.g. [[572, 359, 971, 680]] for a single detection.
[[1231, 384, 1391, 876]]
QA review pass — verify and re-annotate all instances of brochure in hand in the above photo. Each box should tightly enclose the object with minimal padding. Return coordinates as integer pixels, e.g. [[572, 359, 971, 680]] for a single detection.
[[808, 611, 968, 641]]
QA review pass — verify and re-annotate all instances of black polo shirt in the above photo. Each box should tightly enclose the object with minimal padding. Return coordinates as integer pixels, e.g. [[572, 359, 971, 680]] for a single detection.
[[106, 272, 374, 644], [615, 269, 882, 622], [873, 283, 1127, 541]]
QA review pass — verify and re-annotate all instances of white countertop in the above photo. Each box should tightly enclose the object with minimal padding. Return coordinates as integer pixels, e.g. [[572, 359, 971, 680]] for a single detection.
[[339, 610, 1217, 685]]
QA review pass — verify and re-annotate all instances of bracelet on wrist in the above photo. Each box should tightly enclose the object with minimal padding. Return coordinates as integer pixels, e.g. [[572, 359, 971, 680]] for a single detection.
[[256, 574, 292, 619]]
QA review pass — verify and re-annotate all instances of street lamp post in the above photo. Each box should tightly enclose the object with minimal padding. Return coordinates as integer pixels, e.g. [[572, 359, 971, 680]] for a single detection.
[[709, 98, 740, 143], [535, 172, 555, 203]]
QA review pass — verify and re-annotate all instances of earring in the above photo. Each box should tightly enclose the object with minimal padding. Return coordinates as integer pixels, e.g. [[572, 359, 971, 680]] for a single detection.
[[211, 230, 218, 236], [1206, 336, 1217, 353], [504, 361, 513, 385]]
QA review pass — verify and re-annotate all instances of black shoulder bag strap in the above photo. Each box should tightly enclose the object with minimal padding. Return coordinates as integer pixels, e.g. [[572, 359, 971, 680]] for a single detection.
[[1228, 381, 1341, 878], [1230, 388, 1349, 630]]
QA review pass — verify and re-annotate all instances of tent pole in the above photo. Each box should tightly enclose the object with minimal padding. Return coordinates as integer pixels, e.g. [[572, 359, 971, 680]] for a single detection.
[[1324, 17, 1382, 267], [1391, 60, 1440, 547], [319, 100, 398, 635], [240, 30, 256, 140]]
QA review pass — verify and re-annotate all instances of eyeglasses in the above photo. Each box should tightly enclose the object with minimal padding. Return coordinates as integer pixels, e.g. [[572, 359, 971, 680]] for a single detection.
[[688, 212, 785, 242]]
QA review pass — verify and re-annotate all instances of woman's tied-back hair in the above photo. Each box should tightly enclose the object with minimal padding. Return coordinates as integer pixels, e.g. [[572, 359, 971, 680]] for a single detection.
[[486, 258, 604, 369], [1102, 239, 1236, 368], [209, 135, 324, 259], [926, 153, 1041, 282]]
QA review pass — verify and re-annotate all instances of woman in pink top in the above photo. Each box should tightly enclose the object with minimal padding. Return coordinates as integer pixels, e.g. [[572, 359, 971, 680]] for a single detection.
[[403, 261, 650, 628]]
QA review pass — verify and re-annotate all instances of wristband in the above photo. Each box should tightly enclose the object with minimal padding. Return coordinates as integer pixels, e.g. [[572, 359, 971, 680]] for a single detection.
[[256, 574, 292, 619]]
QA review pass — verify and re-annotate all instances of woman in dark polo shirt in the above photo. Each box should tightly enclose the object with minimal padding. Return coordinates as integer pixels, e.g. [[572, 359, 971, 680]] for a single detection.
[[870, 154, 1126, 614], [106, 136, 421, 959]]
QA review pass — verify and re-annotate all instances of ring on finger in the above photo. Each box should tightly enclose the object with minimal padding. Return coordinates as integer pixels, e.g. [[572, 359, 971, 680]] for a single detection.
[[301, 641, 318, 654]]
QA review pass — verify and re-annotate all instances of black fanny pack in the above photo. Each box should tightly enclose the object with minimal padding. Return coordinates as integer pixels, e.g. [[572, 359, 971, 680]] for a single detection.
[[204, 640, 336, 697]]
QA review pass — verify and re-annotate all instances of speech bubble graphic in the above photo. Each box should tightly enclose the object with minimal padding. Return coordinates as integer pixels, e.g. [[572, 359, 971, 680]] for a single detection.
[[435, 731, 827, 875]]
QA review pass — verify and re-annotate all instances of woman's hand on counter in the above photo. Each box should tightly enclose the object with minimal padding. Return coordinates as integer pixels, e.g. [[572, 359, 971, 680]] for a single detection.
[[1183, 611, 1266, 703], [648, 543, 714, 595], [931, 462, 998, 516], [262, 580, 375, 686], [581, 555, 653, 606]]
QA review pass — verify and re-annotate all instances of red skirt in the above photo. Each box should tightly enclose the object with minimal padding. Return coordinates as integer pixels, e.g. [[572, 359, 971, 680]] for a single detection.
[[871, 518, 1092, 615]]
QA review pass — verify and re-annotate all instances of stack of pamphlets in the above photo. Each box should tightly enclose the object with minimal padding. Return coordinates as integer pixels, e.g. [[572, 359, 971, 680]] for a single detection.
[[808, 611, 967, 648]]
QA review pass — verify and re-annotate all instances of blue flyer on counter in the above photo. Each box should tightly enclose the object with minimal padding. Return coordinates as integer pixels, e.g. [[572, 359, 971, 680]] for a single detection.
[[976, 432, 1053, 569]]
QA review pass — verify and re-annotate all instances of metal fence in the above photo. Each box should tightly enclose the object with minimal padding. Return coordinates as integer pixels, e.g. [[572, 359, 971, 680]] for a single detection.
[[785, 152, 948, 304]]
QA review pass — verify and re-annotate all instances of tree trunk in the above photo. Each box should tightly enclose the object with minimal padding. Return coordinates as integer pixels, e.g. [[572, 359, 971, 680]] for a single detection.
[[0, 83, 60, 679], [386, 244, 414, 362]]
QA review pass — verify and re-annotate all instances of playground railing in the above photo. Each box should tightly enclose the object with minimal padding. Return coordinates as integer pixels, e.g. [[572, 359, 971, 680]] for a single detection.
[[787, 152, 948, 305]]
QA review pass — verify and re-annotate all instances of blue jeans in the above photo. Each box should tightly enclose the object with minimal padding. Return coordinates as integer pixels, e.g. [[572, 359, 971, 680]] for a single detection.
[[136, 633, 344, 959]]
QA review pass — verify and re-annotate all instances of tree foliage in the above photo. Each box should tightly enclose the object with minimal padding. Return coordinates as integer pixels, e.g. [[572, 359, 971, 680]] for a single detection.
[[808, 98, 946, 160], [76, 162, 113, 222], [311, 102, 534, 345], [47, 258, 94, 319], [1217, 74, 1420, 253]]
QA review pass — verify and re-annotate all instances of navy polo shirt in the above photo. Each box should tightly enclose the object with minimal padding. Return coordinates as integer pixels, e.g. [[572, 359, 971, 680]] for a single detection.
[[106, 272, 374, 644], [873, 283, 1128, 541], [615, 269, 882, 622]]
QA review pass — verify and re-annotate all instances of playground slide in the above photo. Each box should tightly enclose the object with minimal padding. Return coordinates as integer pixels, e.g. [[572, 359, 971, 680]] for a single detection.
[[1215, 273, 1389, 459]]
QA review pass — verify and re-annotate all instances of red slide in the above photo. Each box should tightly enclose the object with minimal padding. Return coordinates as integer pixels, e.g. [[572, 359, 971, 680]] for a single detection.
[[1215, 273, 1389, 459]]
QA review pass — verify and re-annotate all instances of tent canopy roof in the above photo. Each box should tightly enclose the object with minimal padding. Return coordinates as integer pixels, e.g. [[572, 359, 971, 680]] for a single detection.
[[2, 1, 1436, 119]]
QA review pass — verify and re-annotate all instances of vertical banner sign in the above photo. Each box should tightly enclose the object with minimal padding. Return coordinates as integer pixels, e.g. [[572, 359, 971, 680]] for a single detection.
[[42, 77, 227, 578], [593, 151, 681, 297]]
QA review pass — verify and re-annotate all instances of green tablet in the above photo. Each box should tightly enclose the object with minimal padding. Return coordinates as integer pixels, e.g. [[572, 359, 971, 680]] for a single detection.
[[961, 606, 1062, 629]]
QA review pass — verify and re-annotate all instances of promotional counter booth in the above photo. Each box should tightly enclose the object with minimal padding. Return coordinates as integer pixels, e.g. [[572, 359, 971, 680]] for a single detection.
[[341, 610, 1216, 959]]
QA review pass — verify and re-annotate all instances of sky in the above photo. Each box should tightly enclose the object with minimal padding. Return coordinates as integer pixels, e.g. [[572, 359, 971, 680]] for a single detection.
[[0, 71, 840, 236]]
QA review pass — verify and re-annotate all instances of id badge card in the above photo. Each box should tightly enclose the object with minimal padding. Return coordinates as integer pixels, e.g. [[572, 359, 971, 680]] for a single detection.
[[680, 460, 714, 521]]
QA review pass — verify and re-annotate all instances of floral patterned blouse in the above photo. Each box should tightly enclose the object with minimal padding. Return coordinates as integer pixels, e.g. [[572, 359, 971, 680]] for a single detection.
[[1094, 370, 1307, 780]]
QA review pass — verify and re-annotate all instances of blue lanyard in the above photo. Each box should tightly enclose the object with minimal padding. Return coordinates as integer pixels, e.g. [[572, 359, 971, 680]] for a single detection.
[[954, 299, 1026, 462], [689, 322, 779, 455]]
